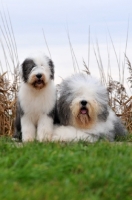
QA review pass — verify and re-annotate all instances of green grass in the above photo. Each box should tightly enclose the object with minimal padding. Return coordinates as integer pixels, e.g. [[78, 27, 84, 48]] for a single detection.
[[0, 136, 132, 200]]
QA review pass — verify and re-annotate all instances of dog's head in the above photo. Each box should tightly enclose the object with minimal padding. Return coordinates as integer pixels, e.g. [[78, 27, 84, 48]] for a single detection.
[[70, 97, 99, 129], [21, 54, 54, 89], [58, 74, 109, 129]]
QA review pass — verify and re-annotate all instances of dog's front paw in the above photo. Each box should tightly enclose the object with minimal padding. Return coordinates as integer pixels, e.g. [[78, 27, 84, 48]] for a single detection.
[[23, 138, 35, 142], [37, 115, 54, 142], [36, 131, 52, 142], [22, 129, 36, 142], [84, 134, 99, 143]]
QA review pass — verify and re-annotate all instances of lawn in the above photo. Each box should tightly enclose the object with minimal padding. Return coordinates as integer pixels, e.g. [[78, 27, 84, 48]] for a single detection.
[[0, 136, 132, 200]]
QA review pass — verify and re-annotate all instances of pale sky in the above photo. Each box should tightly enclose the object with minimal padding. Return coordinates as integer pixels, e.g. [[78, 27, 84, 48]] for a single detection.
[[1, 0, 132, 87]]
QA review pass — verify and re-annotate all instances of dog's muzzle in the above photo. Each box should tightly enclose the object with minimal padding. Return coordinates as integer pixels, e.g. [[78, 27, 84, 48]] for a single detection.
[[33, 73, 45, 89], [80, 100, 88, 115]]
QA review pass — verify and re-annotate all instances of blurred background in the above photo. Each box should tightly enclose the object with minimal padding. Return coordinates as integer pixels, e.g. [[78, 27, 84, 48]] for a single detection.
[[0, 0, 132, 135]]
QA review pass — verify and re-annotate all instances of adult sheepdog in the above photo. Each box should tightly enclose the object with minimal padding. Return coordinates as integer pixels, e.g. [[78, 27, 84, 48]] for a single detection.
[[52, 73, 127, 142], [13, 53, 56, 142]]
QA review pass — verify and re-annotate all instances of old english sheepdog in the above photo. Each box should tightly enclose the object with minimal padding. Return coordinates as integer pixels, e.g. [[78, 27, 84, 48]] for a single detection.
[[13, 53, 56, 142], [52, 73, 127, 142]]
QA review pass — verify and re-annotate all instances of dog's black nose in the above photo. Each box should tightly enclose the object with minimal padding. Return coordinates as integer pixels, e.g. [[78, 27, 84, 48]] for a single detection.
[[36, 74, 42, 79], [81, 100, 87, 106]]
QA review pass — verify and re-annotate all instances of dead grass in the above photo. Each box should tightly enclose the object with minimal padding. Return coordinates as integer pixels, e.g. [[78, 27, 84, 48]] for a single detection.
[[0, 72, 16, 135], [107, 78, 132, 132], [0, 8, 19, 136]]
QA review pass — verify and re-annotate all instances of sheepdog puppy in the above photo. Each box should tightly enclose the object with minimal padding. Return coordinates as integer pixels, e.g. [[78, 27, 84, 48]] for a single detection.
[[52, 73, 127, 142], [13, 53, 56, 142]]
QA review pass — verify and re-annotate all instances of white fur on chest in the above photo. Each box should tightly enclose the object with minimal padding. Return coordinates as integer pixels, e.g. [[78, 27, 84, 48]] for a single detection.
[[18, 81, 56, 117]]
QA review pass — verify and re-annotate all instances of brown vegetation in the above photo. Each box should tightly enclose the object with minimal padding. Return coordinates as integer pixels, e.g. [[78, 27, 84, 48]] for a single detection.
[[0, 9, 19, 136], [0, 73, 16, 135]]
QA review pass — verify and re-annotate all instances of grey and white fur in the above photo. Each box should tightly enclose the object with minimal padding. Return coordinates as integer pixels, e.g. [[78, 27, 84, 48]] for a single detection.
[[52, 73, 127, 142], [13, 53, 56, 142]]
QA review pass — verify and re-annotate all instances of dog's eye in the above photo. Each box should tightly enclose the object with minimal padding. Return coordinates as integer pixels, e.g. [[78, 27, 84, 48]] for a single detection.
[[31, 66, 37, 72], [40, 66, 45, 70]]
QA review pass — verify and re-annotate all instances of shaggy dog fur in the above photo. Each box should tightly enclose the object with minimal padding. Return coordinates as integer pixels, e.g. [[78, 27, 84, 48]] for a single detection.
[[13, 53, 56, 142], [52, 73, 127, 142]]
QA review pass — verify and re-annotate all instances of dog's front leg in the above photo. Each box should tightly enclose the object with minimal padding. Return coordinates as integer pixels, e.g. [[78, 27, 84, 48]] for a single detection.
[[37, 114, 53, 142], [21, 115, 36, 142]]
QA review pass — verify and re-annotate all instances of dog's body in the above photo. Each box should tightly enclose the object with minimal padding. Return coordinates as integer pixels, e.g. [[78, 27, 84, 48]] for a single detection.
[[14, 54, 56, 142], [52, 73, 127, 142]]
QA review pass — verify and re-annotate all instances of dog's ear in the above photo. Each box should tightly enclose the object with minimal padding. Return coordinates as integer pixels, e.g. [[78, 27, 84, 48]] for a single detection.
[[21, 59, 36, 82], [96, 87, 109, 121], [57, 96, 71, 125], [48, 59, 54, 80], [98, 104, 109, 121], [57, 83, 73, 125]]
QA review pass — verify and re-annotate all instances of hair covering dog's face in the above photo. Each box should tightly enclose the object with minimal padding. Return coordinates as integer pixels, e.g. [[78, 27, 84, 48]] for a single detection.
[[21, 54, 54, 89], [58, 74, 109, 129]]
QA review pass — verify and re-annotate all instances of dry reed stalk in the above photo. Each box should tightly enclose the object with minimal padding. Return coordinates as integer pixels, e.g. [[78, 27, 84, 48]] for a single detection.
[[0, 8, 19, 136], [126, 55, 132, 88], [66, 26, 80, 73]]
